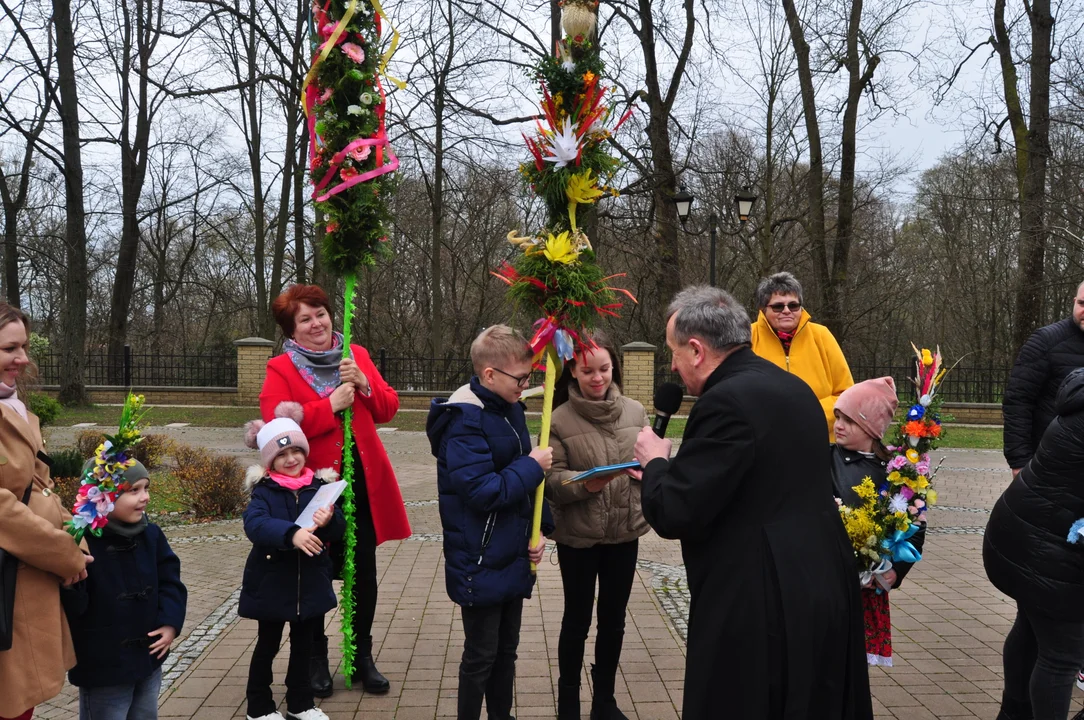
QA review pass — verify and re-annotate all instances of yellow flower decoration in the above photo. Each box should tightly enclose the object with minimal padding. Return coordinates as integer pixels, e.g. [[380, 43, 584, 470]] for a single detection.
[[566, 170, 606, 232], [905, 448, 920, 464], [543, 231, 580, 265], [887, 471, 901, 483], [852, 477, 877, 502], [921, 348, 933, 366], [926, 489, 938, 505]]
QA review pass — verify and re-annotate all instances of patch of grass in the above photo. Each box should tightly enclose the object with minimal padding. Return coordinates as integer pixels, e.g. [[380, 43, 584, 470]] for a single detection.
[[56, 405, 260, 428], [148, 471, 187, 514], [938, 426, 1003, 450]]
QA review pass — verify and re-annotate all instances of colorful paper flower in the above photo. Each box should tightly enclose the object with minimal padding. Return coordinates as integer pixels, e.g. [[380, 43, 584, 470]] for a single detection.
[[542, 231, 580, 265], [340, 166, 359, 181], [907, 404, 925, 421], [348, 145, 372, 163], [341, 42, 365, 64], [905, 448, 921, 464]]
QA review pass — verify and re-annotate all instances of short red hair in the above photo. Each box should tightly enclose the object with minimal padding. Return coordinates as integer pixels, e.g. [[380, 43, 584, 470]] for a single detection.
[[271, 284, 333, 339]]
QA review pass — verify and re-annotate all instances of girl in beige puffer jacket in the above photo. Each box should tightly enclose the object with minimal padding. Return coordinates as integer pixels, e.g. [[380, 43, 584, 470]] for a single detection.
[[545, 332, 650, 720]]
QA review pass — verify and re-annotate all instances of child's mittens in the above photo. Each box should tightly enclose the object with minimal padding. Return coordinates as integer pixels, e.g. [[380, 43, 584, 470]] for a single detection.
[[1068, 518, 1084, 544]]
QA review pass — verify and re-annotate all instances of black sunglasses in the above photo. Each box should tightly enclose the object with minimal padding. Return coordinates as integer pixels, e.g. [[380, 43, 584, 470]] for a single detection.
[[492, 367, 531, 388], [767, 301, 802, 313]]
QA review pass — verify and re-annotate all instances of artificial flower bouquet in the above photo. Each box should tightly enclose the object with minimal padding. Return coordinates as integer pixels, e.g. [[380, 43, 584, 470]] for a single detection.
[[839, 345, 949, 588], [65, 392, 147, 543]]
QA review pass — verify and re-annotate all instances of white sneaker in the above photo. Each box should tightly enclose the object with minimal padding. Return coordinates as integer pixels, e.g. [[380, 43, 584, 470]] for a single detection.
[[286, 709, 329, 720], [246, 714, 286, 720], [1077, 669, 1084, 691]]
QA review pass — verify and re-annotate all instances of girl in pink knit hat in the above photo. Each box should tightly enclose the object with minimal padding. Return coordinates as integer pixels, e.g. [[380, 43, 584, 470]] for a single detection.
[[830, 377, 926, 667]]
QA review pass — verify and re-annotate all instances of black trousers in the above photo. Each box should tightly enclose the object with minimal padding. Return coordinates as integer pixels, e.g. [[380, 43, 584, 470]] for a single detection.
[[1002, 601, 1084, 720], [314, 454, 378, 652], [458, 598, 523, 720], [246, 616, 321, 716], [556, 539, 639, 686]]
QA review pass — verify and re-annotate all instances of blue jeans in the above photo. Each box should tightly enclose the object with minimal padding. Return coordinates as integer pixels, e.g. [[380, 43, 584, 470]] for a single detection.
[[79, 666, 161, 720]]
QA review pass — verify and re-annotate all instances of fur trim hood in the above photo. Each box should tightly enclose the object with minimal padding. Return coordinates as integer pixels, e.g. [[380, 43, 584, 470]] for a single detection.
[[244, 465, 339, 492]]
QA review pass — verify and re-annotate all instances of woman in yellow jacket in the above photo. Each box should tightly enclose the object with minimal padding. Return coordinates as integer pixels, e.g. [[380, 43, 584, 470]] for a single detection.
[[750, 272, 854, 441]]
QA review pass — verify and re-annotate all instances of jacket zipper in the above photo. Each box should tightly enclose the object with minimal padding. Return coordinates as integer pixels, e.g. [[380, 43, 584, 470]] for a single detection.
[[478, 512, 496, 565], [780, 318, 809, 372], [294, 489, 302, 618]]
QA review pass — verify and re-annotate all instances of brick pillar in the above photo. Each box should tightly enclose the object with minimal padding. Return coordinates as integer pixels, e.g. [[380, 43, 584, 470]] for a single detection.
[[233, 337, 276, 405], [621, 341, 656, 411]]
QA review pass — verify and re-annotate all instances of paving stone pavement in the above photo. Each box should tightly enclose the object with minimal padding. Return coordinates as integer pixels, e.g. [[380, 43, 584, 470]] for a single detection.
[[33, 431, 1084, 719]]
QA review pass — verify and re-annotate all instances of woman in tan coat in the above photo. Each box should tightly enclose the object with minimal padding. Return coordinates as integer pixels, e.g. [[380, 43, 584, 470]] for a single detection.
[[545, 331, 650, 720], [0, 303, 89, 720]]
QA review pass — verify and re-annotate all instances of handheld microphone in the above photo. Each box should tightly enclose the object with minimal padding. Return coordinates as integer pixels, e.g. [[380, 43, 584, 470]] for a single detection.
[[652, 382, 684, 438]]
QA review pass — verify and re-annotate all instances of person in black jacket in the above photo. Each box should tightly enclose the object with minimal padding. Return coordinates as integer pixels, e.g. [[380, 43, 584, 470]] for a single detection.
[[985, 367, 1084, 720], [830, 377, 925, 668], [1003, 282, 1084, 476], [67, 460, 188, 720], [241, 405, 346, 720], [633, 285, 873, 720]]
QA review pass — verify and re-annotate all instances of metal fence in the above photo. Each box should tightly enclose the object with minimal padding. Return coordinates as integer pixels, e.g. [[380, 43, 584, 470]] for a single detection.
[[371, 350, 546, 392], [37, 347, 237, 388], [654, 356, 1011, 404]]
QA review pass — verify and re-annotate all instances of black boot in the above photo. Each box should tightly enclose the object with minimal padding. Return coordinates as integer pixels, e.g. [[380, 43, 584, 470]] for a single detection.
[[995, 695, 1032, 720], [309, 635, 333, 698], [557, 679, 581, 720], [352, 635, 390, 694], [589, 664, 629, 720]]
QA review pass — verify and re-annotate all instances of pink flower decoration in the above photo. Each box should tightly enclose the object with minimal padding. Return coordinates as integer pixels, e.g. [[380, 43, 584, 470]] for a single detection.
[[340, 166, 359, 181], [342, 42, 365, 64], [319, 88, 334, 104], [326, 221, 339, 233], [899, 486, 915, 500], [320, 22, 339, 39], [917, 512, 927, 523], [887, 455, 908, 471], [348, 145, 372, 163], [915, 460, 930, 475], [914, 498, 926, 509]]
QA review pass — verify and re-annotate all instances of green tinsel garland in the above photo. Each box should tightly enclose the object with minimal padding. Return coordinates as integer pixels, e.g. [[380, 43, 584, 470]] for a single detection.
[[338, 273, 359, 683]]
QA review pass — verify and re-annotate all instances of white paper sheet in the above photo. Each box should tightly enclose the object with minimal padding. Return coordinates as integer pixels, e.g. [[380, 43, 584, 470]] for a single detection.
[[294, 480, 346, 528]]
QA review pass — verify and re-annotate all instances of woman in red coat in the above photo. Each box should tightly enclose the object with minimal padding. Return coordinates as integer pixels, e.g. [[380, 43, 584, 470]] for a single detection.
[[261, 284, 411, 698]]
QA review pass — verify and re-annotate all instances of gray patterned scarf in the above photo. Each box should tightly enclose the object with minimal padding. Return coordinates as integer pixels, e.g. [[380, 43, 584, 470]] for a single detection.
[[283, 332, 346, 398]]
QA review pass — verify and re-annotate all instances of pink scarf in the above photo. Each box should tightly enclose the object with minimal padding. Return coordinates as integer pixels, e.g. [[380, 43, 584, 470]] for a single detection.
[[0, 382, 27, 422], [268, 467, 314, 491]]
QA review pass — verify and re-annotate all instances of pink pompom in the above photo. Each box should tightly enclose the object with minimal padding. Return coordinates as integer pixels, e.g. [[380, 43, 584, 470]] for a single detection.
[[243, 420, 265, 449], [274, 401, 305, 424]]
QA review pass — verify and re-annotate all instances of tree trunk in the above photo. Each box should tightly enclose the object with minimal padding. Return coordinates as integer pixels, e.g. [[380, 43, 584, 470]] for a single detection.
[[782, 0, 828, 319], [829, 0, 878, 342], [54, 0, 89, 405], [1014, 0, 1052, 350], [294, 129, 308, 283], [107, 0, 155, 382], [245, 0, 269, 338], [637, 0, 693, 312], [2, 210, 18, 308]]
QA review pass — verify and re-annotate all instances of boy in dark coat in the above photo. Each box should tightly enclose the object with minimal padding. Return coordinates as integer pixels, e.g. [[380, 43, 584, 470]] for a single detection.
[[67, 460, 188, 720], [241, 403, 345, 720], [426, 324, 554, 720], [634, 286, 872, 720]]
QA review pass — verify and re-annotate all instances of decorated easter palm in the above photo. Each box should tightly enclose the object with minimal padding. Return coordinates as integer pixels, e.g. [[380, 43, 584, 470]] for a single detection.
[[303, 0, 402, 682], [494, 0, 635, 570]]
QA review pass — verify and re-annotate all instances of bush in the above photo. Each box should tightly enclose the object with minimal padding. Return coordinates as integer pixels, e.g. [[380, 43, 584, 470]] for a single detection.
[[75, 430, 170, 470], [170, 441, 246, 518], [50, 474, 81, 510], [28, 393, 62, 426], [51, 447, 86, 478]]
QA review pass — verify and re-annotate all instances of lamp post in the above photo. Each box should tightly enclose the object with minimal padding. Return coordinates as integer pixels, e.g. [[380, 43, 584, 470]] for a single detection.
[[671, 185, 758, 287]]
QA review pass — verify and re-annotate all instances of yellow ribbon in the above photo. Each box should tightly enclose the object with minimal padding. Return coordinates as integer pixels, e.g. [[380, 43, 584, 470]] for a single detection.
[[369, 0, 405, 90], [302, 0, 360, 114]]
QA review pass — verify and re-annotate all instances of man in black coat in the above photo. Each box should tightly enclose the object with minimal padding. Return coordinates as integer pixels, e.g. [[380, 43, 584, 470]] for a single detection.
[[1003, 281, 1084, 476], [632, 285, 872, 720]]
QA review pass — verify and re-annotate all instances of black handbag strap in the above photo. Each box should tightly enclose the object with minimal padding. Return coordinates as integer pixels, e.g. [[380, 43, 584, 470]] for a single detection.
[[19, 483, 31, 504]]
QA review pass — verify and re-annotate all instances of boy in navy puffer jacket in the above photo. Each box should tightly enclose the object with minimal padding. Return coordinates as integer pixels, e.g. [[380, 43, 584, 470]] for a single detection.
[[426, 325, 555, 720]]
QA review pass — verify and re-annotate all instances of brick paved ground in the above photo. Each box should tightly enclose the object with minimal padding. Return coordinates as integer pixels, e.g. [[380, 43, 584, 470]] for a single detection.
[[34, 430, 1084, 719]]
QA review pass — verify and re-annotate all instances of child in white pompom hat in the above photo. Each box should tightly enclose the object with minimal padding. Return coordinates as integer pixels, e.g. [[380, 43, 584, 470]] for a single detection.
[[240, 402, 345, 720]]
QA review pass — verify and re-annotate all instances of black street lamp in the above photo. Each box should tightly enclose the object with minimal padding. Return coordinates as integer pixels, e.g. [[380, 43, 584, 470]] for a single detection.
[[670, 185, 758, 287], [735, 187, 757, 224]]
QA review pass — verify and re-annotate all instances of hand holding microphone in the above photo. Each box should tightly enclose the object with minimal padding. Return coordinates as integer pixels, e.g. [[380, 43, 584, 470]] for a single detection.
[[632, 383, 683, 476]]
